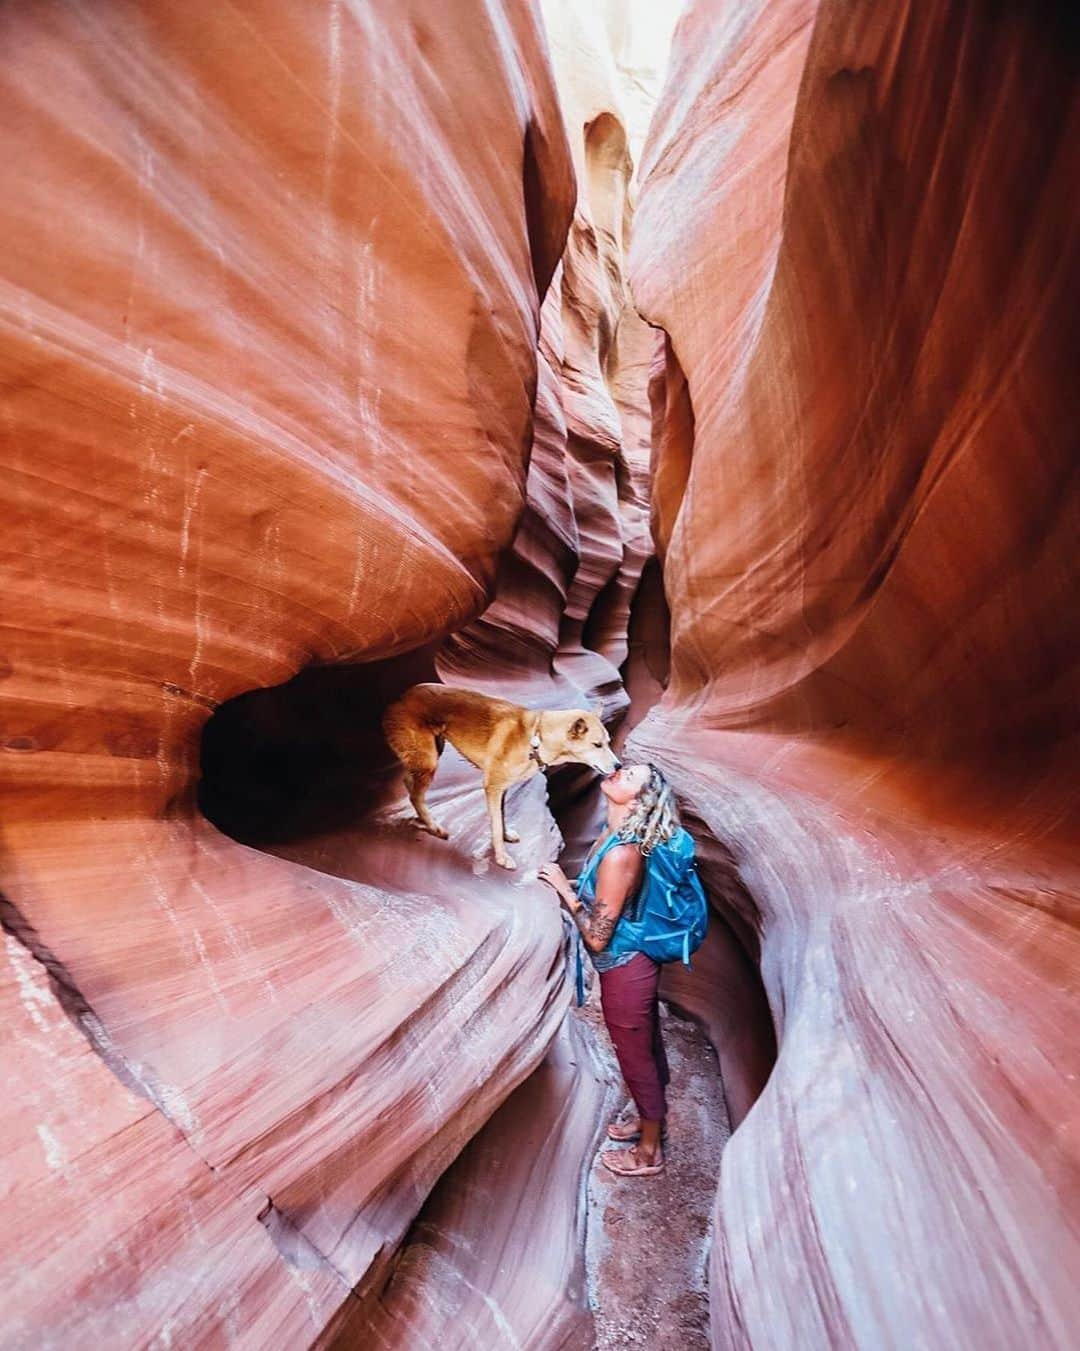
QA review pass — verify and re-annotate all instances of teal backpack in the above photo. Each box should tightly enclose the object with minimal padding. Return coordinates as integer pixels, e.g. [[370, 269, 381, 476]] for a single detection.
[[572, 826, 708, 1003]]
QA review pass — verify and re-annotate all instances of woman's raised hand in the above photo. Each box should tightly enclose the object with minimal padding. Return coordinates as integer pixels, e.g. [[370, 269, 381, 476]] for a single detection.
[[538, 863, 574, 905], [538, 862, 567, 889]]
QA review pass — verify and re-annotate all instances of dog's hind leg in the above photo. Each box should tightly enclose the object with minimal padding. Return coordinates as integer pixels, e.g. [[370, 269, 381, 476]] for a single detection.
[[485, 781, 515, 869], [403, 765, 448, 839], [383, 703, 448, 839]]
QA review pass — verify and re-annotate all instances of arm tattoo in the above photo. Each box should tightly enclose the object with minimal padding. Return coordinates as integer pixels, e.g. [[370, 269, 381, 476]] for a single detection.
[[573, 845, 643, 953], [573, 900, 619, 953]]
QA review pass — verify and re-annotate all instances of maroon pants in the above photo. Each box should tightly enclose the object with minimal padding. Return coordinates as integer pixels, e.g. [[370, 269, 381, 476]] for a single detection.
[[598, 952, 669, 1121]]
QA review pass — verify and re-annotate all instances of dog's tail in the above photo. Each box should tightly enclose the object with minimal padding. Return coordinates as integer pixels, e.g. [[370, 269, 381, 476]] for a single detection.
[[382, 693, 448, 768]]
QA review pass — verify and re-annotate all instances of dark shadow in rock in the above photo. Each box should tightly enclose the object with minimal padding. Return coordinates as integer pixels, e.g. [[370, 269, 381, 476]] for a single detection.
[[197, 643, 441, 846], [616, 555, 671, 754]]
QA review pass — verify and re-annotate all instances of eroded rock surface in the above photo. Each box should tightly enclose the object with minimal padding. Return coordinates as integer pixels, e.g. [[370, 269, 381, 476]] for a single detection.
[[631, 1, 1080, 1345], [350, 4, 680, 1345], [1, 1, 583, 1341], [2, 0, 678, 1345], [7, 0, 1075, 1346], [361, 1010, 619, 1350]]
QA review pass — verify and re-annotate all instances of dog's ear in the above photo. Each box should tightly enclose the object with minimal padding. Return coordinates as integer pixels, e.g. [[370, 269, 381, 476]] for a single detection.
[[570, 716, 589, 739]]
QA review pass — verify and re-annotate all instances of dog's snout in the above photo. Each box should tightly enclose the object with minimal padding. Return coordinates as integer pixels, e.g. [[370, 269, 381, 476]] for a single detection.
[[611, 756, 622, 770]]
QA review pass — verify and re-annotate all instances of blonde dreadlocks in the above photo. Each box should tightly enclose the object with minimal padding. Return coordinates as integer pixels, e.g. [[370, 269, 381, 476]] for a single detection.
[[615, 763, 680, 855]]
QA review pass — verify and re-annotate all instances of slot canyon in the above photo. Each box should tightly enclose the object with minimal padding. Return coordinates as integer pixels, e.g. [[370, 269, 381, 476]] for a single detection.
[[2, 0, 1077, 1346]]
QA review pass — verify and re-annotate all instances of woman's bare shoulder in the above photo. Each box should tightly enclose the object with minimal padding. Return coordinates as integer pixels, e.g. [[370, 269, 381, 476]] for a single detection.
[[596, 841, 644, 877]]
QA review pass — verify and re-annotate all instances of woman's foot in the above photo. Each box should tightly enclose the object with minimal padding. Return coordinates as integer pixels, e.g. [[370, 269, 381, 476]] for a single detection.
[[606, 1115, 668, 1143], [606, 1115, 643, 1142], [601, 1144, 665, 1178]]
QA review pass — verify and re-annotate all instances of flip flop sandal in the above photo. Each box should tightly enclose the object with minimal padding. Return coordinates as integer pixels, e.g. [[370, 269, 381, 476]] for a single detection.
[[601, 1148, 665, 1178], [606, 1119, 669, 1143]]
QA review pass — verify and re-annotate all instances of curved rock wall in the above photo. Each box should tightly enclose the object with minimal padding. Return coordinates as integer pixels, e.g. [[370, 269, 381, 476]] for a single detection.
[[1, 2, 583, 1342], [2, 0, 684, 1345], [361, 1013, 619, 1350], [355, 3, 681, 1343], [631, 0, 1080, 1346], [8, 0, 1072, 1344]]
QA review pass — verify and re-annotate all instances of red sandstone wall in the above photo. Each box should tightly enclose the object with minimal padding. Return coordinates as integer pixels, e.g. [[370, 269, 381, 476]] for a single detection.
[[1, 0, 667, 1343], [1, 2, 583, 1342], [630, 0, 1080, 1345], [356, 2, 663, 1338], [8, 0, 1074, 1344]]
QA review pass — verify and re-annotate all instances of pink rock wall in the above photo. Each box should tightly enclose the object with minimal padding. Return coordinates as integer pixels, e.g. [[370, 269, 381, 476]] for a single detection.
[[351, 5, 665, 1340], [631, 0, 1080, 1345], [2, 0, 671, 1343], [1, 1, 588, 1342], [361, 1014, 619, 1349], [9, 0, 1071, 1344]]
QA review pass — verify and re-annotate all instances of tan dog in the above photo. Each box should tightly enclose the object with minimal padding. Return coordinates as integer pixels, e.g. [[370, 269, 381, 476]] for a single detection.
[[382, 683, 620, 869]]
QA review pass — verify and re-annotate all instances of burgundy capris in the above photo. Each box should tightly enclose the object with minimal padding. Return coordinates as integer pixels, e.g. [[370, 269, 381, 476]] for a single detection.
[[598, 951, 670, 1121]]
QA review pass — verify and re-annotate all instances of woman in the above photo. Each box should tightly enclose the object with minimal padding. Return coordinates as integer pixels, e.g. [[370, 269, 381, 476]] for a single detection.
[[539, 761, 688, 1179]]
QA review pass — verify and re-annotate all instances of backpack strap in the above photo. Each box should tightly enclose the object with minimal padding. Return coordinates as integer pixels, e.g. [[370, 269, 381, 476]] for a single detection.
[[574, 928, 586, 1006]]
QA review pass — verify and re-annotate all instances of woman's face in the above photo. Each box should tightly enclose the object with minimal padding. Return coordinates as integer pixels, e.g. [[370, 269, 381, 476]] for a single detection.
[[600, 761, 651, 805]]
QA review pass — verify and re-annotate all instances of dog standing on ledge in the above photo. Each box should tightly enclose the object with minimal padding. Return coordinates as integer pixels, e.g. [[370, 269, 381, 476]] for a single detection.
[[382, 683, 620, 869]]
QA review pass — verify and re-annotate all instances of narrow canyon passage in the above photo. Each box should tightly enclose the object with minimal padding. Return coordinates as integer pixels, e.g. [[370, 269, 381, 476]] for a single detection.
[[357, 970, 732, 1350], [195, 523, 775, 1347], [583, 1001, 730, 1350], [2, 2, 1078, 1349]]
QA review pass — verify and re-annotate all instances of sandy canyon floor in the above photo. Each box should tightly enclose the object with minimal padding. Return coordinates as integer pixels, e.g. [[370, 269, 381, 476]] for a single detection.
[[578, 990, 731, 1348]]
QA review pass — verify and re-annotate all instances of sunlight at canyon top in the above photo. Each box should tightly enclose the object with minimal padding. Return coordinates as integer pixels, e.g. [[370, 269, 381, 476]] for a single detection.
[[540, 0, 685, 180]]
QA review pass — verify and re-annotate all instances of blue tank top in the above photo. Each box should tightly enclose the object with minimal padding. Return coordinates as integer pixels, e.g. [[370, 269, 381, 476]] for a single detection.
[[574, 831, 644, 973], [571, 826, 706, 1002]]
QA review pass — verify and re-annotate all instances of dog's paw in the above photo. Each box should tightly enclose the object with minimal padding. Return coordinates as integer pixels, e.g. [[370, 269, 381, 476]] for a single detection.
[[495, 853, 517, 871], [413, 819, 449, 839], [502, 828, 521, 844]]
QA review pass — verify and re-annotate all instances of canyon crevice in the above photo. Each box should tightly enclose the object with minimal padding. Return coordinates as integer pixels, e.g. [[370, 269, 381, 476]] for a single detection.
[[2, 1, 1077, 1348]]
